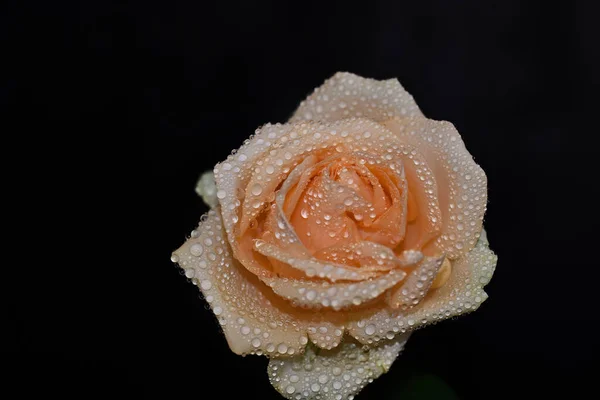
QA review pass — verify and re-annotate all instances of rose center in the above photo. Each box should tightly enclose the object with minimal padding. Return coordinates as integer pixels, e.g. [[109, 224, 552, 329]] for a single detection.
[[285, 154, 407, 260]]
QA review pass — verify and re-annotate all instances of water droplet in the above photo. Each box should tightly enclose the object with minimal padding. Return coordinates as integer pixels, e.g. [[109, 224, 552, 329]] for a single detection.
[[251, 183, 263, 196], [170, 254, 179, 263], [306, 290, 317, 301], [311, 383, 321, 392], [286, 386, 296, 394], [200, 280, 212, 290], [216, 190, 226, 199], [277, 343, 288, 354], [251, 338, 261, 348], [365, 324, 376, 335], [190, 244, 204, 257]]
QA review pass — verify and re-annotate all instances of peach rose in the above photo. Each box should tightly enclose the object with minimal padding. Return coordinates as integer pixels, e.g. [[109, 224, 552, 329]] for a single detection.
[[172, 72, 497, 400]]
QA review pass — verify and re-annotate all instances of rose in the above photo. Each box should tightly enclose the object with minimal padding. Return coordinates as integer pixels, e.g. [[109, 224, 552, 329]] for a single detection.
[[172, 72, 497, 400]]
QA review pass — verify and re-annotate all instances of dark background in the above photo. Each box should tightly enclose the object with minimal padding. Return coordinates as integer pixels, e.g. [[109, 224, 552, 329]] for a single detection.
[[3, 1, 599, 399]]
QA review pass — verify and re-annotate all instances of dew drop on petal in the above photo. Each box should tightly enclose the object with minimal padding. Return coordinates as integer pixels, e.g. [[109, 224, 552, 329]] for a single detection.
[[200, 280, 212, 290], [190, 244, 204, 257], [251, 183, 263, 196], [278, 343, 289, 354]]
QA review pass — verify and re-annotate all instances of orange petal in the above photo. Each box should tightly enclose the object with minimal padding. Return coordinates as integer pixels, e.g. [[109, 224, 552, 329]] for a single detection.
[[383, 117, 488, 259], [290, 71, 423, 123], [359, 165, 407, 247]]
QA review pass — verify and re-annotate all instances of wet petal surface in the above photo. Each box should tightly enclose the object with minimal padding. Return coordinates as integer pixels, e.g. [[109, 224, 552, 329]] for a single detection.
[[269, 334, 410, 400], [290, 71, 423, 123]]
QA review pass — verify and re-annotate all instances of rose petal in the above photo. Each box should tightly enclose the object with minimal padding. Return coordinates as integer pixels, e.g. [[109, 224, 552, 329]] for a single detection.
[[268, 334, 410, 400], [307, 320, 346, 350], [396, 143, 443, 253], [262, 269, 407, 310], [172, 210, 334, 355], [385, 256, 445, 310], [242, 154, 319, 236], [347, 230, 497, 345], [254, 239, 380, 281], [383, 117, 487, 259], [359, 165, 407, 247], [290, 71, 423, 123]]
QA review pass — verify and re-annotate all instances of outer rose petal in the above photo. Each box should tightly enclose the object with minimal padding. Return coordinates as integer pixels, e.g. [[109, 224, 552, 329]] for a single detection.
[[268, 334, 410, 400], [173, 210, 349, 355], [262, 268, 407, 310], [307, 320, 345, 350], [346, 230, 497, 345], [290, 71, 423, 123], [383, 117, 488, 259]]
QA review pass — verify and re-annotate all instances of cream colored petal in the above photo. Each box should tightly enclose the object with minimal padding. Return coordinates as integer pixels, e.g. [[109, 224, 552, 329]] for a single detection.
[[195, 170, 218, 208], [315, 243, 423, 273], [307, 320, 345, 350], [386, 256, 444, 309], [268, 333, 410, 400], [383, 117, 488, 259], [172, 210, 313, 356], [290, 71, 423, 123], [262, 269, 407, 310], [254, 239, 380, 281], [347, 230, 497, 345]]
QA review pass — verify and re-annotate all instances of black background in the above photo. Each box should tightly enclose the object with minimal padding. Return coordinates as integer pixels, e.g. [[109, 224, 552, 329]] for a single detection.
[[3, 1, 599, 399]]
